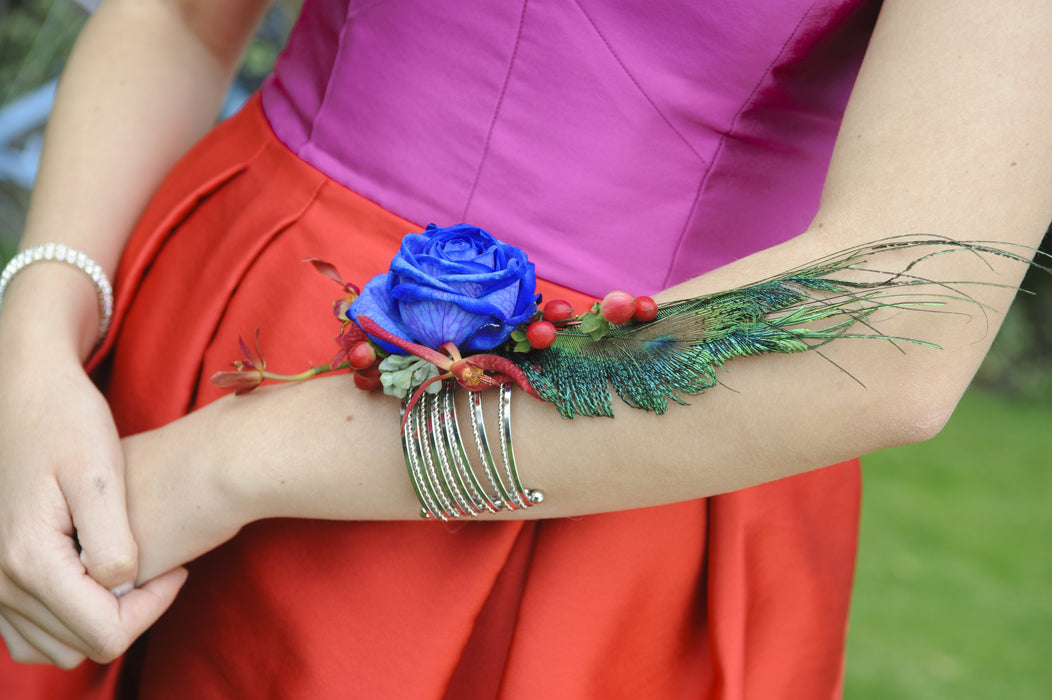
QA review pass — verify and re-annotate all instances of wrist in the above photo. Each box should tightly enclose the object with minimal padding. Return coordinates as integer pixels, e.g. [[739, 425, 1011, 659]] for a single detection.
[[0, 261, 105, 361], [199, 394, 273, 528], [124, 404, 252, 583]]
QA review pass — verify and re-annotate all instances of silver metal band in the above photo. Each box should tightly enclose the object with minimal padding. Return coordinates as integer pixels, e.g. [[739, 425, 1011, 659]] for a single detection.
[[441, 385, 501, 514], [0, 243, 114, 344], [401, 380, 544, 520]]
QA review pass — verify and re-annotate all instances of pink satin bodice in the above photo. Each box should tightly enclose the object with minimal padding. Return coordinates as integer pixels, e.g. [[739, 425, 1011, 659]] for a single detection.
[[261, 0, 879, 296]]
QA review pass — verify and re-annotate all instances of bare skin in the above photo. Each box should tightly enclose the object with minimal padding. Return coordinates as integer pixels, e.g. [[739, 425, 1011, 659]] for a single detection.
[[1, 0, 1050, 669], [0, 0, 271, 668]]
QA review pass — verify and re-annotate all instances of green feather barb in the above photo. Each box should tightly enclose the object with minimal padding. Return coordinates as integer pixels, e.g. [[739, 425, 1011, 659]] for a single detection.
[[514, 237, 1048, 419]]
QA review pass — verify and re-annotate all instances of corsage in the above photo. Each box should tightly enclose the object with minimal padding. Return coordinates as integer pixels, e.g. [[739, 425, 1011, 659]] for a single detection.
[[211, 223, 1047, 520]]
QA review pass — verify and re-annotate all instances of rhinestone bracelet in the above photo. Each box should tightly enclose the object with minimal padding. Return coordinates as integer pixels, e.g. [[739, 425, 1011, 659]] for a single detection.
[[0, 243, 114, 344]]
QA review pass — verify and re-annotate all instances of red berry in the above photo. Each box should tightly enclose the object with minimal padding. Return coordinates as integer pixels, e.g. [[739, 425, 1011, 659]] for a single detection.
[[600, 291, 636, 325], [347, 341, 377, 370], [353, 370, 381, 391], [525, 320, 558, 349], [542, 299, 575, 323], [633, 295, 658, 322], [356, 365, 380, 379]]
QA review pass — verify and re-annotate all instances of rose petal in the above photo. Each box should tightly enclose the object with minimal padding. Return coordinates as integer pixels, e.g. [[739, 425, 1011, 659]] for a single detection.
[[399, 299, 488, 349], [346, 274, 418, 354], [390, 282, 510, 317]]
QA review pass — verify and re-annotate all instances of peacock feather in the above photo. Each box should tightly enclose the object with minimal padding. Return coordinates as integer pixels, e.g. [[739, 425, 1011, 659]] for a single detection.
[[513, 237, 1048, 419]]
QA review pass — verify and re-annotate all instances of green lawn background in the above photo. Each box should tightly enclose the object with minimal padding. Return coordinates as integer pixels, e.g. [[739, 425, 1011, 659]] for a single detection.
[[848, 389, 1052, 698]]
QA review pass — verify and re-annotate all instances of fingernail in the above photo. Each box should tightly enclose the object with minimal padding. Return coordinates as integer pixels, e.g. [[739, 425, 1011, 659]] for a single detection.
[[110, 583, 134, 598]]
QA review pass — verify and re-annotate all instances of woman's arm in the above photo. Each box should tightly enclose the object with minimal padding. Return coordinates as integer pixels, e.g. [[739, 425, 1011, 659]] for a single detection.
[[123, 0, 1052, 582], [0, 0, 270, 667]]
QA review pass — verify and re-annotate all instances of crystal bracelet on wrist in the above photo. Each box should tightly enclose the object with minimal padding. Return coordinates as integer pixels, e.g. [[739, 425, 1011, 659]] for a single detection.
[[0, 243, 114, 344]]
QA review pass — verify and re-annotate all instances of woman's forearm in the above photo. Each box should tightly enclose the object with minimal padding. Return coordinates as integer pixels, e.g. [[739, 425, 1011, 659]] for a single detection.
[[123, 0, 1052, 579], [6, 0, 268, 358], [0, 0, 274, 663], [249, 0, 1052, 509]]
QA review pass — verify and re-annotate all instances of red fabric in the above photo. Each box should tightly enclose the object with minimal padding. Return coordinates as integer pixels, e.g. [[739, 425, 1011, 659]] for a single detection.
[[0, 657, 121, 700], [2, 96, 860, 698]]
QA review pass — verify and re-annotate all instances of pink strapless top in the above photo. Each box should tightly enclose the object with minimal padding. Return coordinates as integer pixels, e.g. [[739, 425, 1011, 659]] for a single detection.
[[261, 0, 877, 296]]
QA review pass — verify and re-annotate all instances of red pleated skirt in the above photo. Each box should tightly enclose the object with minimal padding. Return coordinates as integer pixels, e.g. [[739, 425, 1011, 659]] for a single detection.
[[1, 95, 861, 699]]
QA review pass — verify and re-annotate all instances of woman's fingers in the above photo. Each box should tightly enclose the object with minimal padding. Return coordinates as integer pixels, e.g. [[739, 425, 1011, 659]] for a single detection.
[[0, 568, 95, 656], [26, 563, 188, 664], [0, 608, 87, 670], [64, 459, 139, 593], [0, 503, 188, 664]]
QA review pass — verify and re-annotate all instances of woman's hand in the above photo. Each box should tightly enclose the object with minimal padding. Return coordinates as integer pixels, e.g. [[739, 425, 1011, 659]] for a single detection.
[[0, 0, 291, 669], [0, 271, 187, 667]]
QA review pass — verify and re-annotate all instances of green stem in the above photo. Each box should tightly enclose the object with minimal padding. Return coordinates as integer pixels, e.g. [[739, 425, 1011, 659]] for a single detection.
[[261, 362, 351, 383]]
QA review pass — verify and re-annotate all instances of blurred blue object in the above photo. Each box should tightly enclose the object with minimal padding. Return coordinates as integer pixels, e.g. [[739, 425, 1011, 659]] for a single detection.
[[0, 79, 250, 191], [0, 81, 55, 190]]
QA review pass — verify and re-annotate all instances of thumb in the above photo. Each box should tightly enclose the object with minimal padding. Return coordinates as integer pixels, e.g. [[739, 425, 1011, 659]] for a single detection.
[[114, 567, 189, 637], [66, 466, 140, 592], [82, 567, 189, 664]]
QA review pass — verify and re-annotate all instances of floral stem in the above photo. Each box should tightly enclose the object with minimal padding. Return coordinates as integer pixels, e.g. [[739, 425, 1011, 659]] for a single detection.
[[261, 362, 351, 383]]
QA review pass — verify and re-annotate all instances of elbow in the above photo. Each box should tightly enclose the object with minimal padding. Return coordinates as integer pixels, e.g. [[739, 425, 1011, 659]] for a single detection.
[[876, 384, 964, 449], [889, 401, 955, 446]]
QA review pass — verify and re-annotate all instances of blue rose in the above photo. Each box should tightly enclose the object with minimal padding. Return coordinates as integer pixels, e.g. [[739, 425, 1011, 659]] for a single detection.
[[348, 224, 538, 353]]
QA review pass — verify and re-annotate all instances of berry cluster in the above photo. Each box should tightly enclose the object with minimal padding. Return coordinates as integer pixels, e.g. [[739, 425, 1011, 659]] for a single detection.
[[332, 322, 384, 391], [348, 341, 381, 390], [522, 291, 658, 350]]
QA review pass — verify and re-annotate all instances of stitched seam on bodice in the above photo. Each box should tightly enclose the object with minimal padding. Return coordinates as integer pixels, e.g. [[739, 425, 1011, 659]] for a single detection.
[[303, 0, 397, 150], [662, 0, 822, 289], [347, 0, 396, 19], [572, 0, 708, 166], [303, 18, 350, 149], [461, 0, 531, 222]]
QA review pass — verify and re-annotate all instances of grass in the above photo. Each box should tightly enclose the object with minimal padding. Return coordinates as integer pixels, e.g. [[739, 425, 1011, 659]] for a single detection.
[[847, 389, 1052, 699], [0, 233, 15, 262]]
